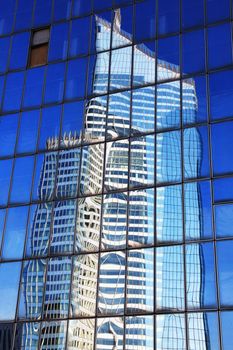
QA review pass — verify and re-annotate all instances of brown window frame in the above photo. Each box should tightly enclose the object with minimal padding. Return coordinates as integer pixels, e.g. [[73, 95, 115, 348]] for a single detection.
[[28, 27, 50, 68]]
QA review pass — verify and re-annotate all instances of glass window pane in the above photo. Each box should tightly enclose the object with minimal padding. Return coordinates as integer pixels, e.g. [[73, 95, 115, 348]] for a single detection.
[[182, 0, 204, 29], [125, 315, 154, 350], [134, 0, 156, 42], [40, 321, 67, 349], [98, 251, 126, 315], [110, 47, 132, 91], [158, 0, 180, 35], [65, 58, 87, 100], [212, 121, 233, 175], [0, 262, 21, 320], [157, 184, 183, 243], [157, 35, 180, 82], [2, 206, 28, 260], [156, 314, 186, 349], [0, 37, 10, 74], [73, 0, 92, 16], [96, 318, 123, 350], [69, 18, 90, 57], [209, 70, 233, 120], [15, 0, 34, 30], [213, 177, 233, 202], [208, 23, 232, 70], [186, 243, 216, 309], [0, 113, 19, 157], [185, 181, 212, 240], [131, 86, 155, 134], [17, 322, 40, 349], [104, 139, 129, 191], [38, 105, 62, 151], [157, 81, 181, 130], [0, 209, 6, 249], [16, 110, 40, 154], [0, 159, 13, 206], [133, 41, 155, 87], [70, 254, 98, 317], [156, 130, 181, 184], [48, 22, 69, 61], [53, 0, 72, 21], [215, 204, 233, 238], [61, 101, 84, 138], [3, 71, 25, 112], [44, 63, 65, 104], [33, 0, 52, 26], [111, 6, 133, 49], [107, 91, 130, 139], [91, 11, 112, 53], [9, 32, 30, 70], [0, 0, 16, 35], [102, 192, 127, 250], [217, 240, 233, 306], [129, 188, 154, 247], [206, 0, 230, 23], [23, 66, 45, 108], [156, 245, 185, 310], [126, 248, 154, 313], [182, 30, 205, 75], [68, 319, 95, 350], [10, 156, 34, 204], [221, 311, 233, 350]]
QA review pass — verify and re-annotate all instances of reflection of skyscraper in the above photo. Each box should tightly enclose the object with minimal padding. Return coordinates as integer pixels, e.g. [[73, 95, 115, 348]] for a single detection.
[[20, 9, 208, 350]]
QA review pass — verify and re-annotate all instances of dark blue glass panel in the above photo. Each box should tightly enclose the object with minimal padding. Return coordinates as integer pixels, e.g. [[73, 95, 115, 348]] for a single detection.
[[208, 24, 232, 70], [221, 311, 233, 350], [0, 0, 16, 35], [0, 209, 5, 248], [0, 159, 13, 206], [217, 240, 233, 306], [182, 30, 205, 75], [23, 66, 45, 108], [182, 0, 204, 29], [183, 126, 210, 180], [69, 18, 91, 57], [158, 0, 180, 35], [157, 35, 180, 78], [111, 6, 133, 49], [33, 0, 52, 26], [134, 0, 156, 42], [39, 105, 62, 151], [93, 0, 113, 11], [0, 37, 10, 74], [183, 76, 207, 126], [0, 114, 19, 157], [186, 243, 217, 309], [10, 156, 34, 204], [17, 110, 40, 154], [61, 101, 84, 138], [65, 59, 87, 100], [215, 204, 233, 238], [15, 0, 34, 30], [2, 206, 28, 259], [3, 71, 25, 112], [207, 0, 230, 24], [185, 181, 212, 240], [9, 32, 30, 70], [73, 0, 92, 16], [0, 76, 4, 104], [0, 262, 21, 320], [213, 177, 233, 202], [209, 70, 233, 120], [53, 0, 72, 21], [48, 23, 69, 61], [31, 154, 47, 201], [44, 63, 66, 104], [115, 0, 132, 5], [212, 121, 233, 175]]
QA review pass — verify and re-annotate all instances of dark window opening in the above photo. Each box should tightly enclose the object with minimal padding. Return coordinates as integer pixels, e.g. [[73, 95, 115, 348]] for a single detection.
[[29, 28, 50, 68]]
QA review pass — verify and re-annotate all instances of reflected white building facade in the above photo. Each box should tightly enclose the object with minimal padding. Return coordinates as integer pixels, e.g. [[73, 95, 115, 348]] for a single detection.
[[20, 9, 209, 350]]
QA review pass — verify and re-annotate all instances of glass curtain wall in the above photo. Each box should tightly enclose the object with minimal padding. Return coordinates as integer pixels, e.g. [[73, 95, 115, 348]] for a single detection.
[[0, 0, 232, 349]]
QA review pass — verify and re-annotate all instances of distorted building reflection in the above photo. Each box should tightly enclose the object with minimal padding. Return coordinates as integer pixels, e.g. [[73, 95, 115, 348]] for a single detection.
[[20, 9, 209, 350]]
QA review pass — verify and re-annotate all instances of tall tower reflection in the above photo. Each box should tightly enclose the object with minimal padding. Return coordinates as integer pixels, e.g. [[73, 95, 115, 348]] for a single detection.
[[21, 9, 209, 350]]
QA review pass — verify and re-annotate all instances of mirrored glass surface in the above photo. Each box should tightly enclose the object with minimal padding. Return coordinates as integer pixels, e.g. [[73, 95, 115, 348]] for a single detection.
[[158, 0, 180, 35], [9, 32, 30, 70], [33, 0, 52, 26], [182, 0, 204, 29], [44, 63, 66, 104], [221, 311, 233, 350], [54, 0, 72, 21], [2, 206, 28, 260], [134, 0, 156, 42], [156, 245, 184, 310], [215, 204, 233, 238], [65, 58, 87, 100], [70, 254, 98, 317], [23, 67, 45, 108], [102, 192, 127, 250], [0, 113, 19, 157], [157, 35, 180, 82], [111, 6, 133, 50], [40, 320, 67, 349], [96, 317, 124, 350], [107, 91, 130, 139], [3, 71, 25, 112], [38, 105, 62, 151], [69, 18, 91, 57], [16, 110, 40, 154], [208, 23, 232, 70], [184, 181, 212, 240], [206, 0, 231, 23], [157, 184, 183, 243], [0, 0, 16, 35], [98, 251, 126, 315], [217, 240, 233, 306], [133, 41, 155, 87], [110, 46, 132, 91], [67, 319, 95, 350], [48, 23, 69, 61], [16, 322, 40, 350], [125, 315, 154, 350], [182, 30, 205, 75], [15, 0, 34, 31], [129, 188, 154, 247], [0, 262, 21, 320], [126, 248, 154, 313], [0, 159, 13, 206], [213, 177, 233, 203], [156, 313, 186, 349], [0, 37, 10, 74]]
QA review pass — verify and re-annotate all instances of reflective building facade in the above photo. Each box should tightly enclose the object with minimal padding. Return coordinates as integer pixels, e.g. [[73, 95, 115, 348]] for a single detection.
[[0, 0, 233, 349]]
